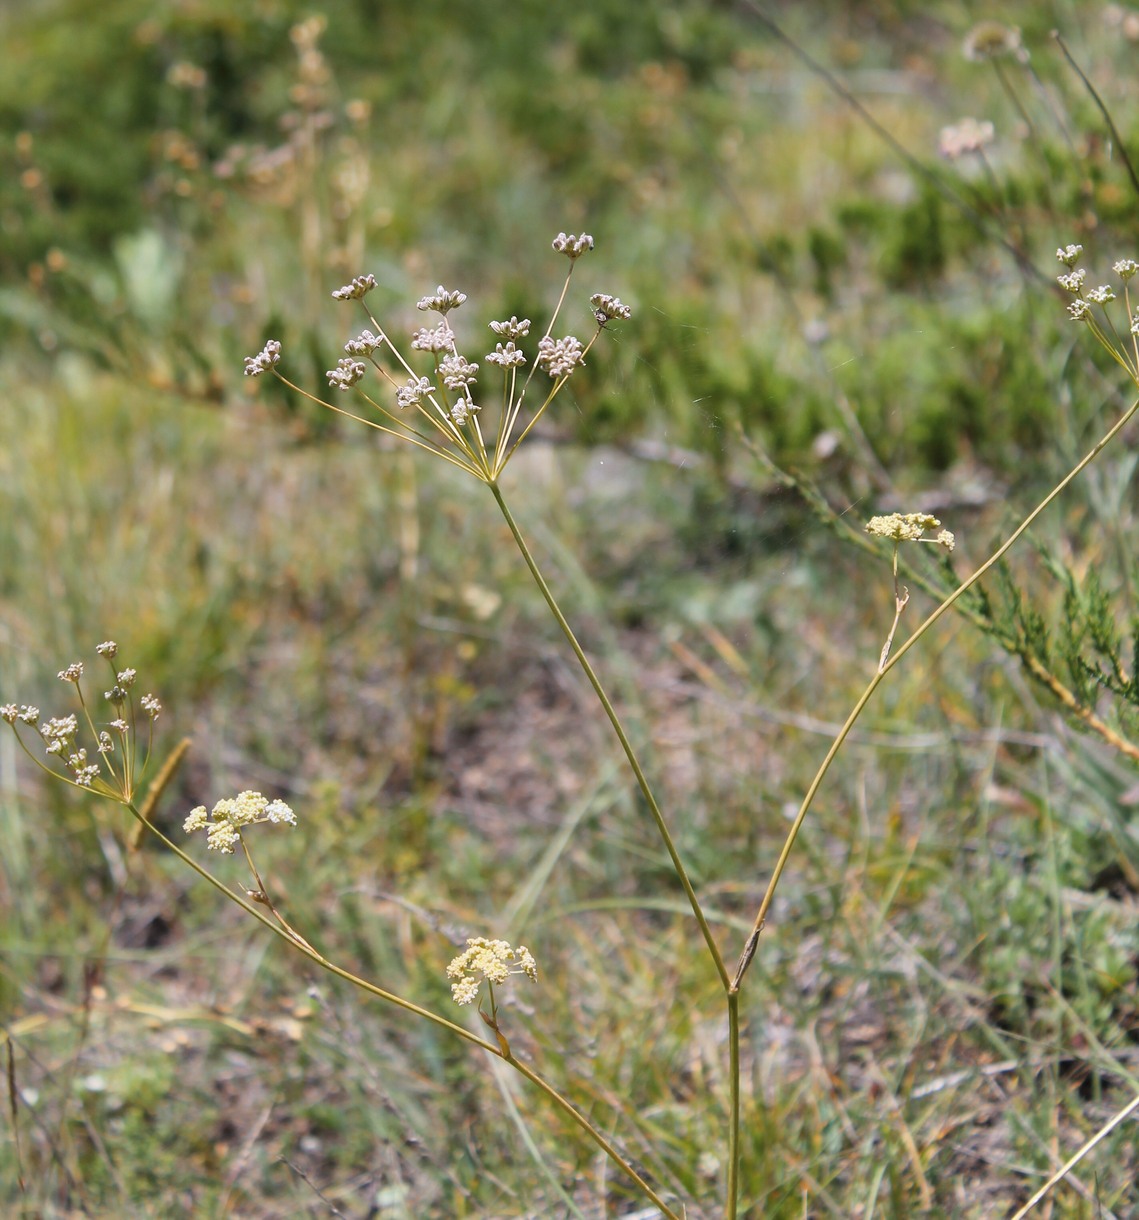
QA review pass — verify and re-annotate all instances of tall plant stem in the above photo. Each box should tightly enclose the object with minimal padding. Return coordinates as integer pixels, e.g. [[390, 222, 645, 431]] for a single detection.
[[123, 802, 678, 1217], [733, 395, 1139, 990], [726, 993, 741, 1220], [489, 481, 729, 990]]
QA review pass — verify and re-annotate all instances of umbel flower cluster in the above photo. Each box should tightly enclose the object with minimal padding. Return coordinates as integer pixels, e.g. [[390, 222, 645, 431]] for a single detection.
[[446, 937, 538, 1006], [1, 642, 161, 803], [244, 233, 631, 483], [184, 790, 297, 854], [1056, 242, 1139, 381], [865, 512, 955, 552]]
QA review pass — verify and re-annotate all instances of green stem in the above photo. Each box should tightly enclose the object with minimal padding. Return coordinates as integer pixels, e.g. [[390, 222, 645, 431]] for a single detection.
[[489, 481, 729, 990], [125, 803, 679, 1216], [733, 393, 1139, 990], [726, 992, 741, 1220], [504, 1054, 681, 1219], [126, 803, 489, 1046]]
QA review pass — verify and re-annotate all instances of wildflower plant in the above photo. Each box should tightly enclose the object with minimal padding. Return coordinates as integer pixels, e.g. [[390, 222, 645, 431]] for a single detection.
[[11, 231, 1139, 1219]]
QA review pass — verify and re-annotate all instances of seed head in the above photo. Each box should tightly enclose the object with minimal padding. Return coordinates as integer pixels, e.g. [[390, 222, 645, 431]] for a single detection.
[[552, 232, 594, 260], [450, 400, 481, 425], [486, 341, 526, 368], [438, 354, 478, 390], [243, 339, 282, 377], [326, 358, 367, 391], [489, 316, 531, 340], [536, 334, 585, 378], [411, 323, 455, 353], [590, 293, 632, 324], [331, 273, 377, 301], [396, 376, 433, 409], [963, 21, 1021, 62], [344, 329, 381, 356], [416, 285, 467, 314]]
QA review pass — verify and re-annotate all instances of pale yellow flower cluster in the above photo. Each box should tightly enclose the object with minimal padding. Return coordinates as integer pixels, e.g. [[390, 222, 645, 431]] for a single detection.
[[184, 790, 297, 854], [865, 512, 955, 552], [446, 937, 538, 1006]]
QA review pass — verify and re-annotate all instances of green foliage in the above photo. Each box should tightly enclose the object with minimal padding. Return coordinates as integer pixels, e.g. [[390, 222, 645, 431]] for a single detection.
[[968, 811, 1139, 1038], [1059, 565, 1139, 717], [881, 185, 947, 290]]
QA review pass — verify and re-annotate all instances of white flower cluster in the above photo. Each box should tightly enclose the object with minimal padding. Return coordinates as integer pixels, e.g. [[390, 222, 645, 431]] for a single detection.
[[938, 117, 995, 159], [326, 357, 367, 391], [590, 293, 632, 324], [416, 285, 467, 314], [243, 339, 282, 377], [1055, 243, 1139, 334], [331, 273, 377, 301], [552, 231, 594, 260], [239, 234, 629, 482], [536, 334, 585, 378]]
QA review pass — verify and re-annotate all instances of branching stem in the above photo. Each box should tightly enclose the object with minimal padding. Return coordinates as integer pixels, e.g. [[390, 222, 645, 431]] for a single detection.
[[489, 481, 730, 991], [123, 801, 679, 1218], [734, 394, 1139, 990]]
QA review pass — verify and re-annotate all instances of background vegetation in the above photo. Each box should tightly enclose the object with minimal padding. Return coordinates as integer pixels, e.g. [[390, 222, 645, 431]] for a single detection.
[[2, 0, 1138, 1215]]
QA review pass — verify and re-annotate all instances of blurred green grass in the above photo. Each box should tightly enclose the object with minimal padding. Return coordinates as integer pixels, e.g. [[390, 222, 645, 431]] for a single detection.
[[2, 1, 1139, 1216]]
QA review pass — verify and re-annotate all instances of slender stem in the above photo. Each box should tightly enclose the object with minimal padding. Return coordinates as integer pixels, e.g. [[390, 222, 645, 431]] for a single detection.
[[731, 669, 885, 989], [733, 394, 1139, 990], [1009, 1091, 1139, 1220], [884, 395, 1138, 676], [124, 802, 679, 1217], [271, 373, 482, 477], [726, 992, 741, 1220], [502, 1053, 681, 1219], [498, 379, 564, 473], [991, 57, 1034, 135], [125, 802, 490, 1047], [489, 482, 730, 990], [1053, 31, 1139, 200]]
